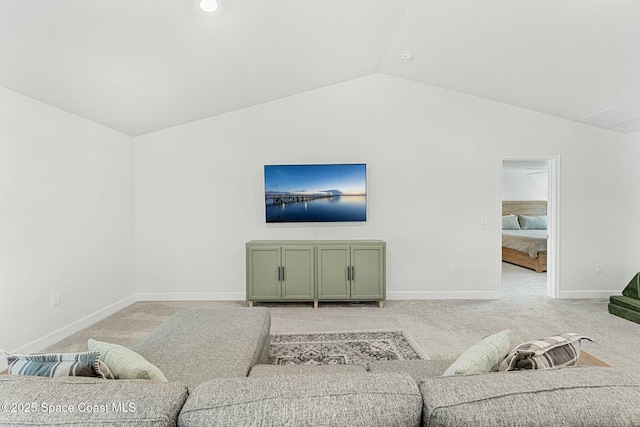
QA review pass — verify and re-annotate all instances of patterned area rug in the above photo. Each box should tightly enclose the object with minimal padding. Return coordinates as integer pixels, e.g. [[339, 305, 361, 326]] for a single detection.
[[268, 330, 429, 366]]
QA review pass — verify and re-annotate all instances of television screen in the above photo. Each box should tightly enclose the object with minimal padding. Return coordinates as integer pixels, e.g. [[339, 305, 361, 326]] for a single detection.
[[264, 164, 367, 223]]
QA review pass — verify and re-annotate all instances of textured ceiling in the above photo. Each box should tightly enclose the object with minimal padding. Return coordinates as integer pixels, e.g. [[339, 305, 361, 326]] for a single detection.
[[1, 0, 639, 136]]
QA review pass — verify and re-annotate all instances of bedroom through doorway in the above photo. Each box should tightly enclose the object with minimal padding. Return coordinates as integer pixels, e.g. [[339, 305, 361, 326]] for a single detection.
[[500, 158, 557, 299]]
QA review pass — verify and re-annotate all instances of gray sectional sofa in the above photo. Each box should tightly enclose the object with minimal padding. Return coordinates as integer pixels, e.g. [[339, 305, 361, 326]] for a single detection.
[[2, 307, 640, 426]]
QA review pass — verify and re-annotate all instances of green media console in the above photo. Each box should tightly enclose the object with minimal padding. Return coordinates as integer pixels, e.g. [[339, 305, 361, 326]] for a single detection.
[[246, 240, 386, 308]]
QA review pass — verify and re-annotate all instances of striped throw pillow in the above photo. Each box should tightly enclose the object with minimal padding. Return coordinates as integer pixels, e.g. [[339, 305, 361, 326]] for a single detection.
[[4, 351, 112, 379], [499, 333, 593, 372]]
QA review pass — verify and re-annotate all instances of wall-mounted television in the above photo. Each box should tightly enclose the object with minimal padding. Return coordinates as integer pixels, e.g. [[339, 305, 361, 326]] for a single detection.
[[264, 163, 367, 223]]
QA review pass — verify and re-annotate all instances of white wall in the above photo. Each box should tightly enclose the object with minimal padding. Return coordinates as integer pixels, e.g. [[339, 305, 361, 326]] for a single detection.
[[0, 88, 136, 369], [135, 73, 626, 301], [625, 132, 640, 282], [502, 168, 548, 201]]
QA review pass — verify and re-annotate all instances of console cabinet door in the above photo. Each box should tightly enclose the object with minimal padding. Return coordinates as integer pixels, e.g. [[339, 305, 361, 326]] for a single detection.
[[350, 246, 385, 300], [316, 245, 350, 299], [247, 246, 282, 300], [248, 240, 385, 304], [281, 246, 315, 300]]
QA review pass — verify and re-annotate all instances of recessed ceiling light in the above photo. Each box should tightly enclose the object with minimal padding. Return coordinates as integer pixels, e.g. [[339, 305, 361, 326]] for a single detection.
[[199, 0, 219, 12]]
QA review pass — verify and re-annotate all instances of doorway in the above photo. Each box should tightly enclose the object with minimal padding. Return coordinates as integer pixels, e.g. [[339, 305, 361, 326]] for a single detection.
[[499, 157, 559, 299]]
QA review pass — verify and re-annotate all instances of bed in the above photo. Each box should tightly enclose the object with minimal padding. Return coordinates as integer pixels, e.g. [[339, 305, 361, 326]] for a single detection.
[[502, 201, 548, 273]]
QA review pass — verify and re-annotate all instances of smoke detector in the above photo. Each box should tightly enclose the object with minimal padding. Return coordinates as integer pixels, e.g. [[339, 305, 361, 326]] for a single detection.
[[400, 51, 414, 61]]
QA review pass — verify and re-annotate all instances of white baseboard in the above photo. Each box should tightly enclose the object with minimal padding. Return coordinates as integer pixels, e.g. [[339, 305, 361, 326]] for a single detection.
[[10, 294, 137, 355], [387, 290, 501, 300], [390, 290, 616, 300], [557, 290, 617, 299], [136, 292, 245, 301]]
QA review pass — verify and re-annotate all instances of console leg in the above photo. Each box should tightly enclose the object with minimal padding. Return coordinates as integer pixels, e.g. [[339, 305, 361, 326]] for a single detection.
[[248, 301, 254, 307], [378, 300, 384, 309], [313, 300, 318, 309]]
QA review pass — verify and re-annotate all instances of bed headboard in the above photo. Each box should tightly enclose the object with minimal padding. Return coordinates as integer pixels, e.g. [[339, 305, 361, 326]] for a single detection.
[[502, 200, 547, 216]]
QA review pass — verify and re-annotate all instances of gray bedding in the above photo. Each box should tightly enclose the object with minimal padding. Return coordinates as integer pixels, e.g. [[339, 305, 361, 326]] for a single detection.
[[502, 229, 547, 258]]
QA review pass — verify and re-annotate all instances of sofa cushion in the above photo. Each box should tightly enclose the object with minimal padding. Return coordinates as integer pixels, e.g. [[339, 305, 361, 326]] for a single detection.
[[442, 330, 511, 376], [179, 372, 422, 427], [88, 339, 166, 381], [0, 375, 188, 426], [367, 359, 456, 381], [420, 366, 640, 427], [249, 363, 366, 377], [132, 308, 271, 391]]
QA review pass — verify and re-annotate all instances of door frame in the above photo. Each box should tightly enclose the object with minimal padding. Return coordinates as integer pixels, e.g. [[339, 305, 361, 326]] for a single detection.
[[498, 155, 560, 298]]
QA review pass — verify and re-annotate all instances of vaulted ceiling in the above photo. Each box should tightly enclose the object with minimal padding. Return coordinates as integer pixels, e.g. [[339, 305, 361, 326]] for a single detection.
[[1, 1, 639, 136]]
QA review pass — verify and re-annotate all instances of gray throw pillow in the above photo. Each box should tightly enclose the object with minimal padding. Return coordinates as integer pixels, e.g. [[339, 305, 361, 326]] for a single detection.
[[502, 215, 521, 230], [519, 215, 547, 230]]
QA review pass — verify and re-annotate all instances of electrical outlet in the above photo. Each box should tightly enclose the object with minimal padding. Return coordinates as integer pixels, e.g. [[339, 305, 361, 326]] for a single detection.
[[448, 264, 455, 274], [481, 216, 488, 225], [595, 264, 602, 273], [51, 292, 60, 306]]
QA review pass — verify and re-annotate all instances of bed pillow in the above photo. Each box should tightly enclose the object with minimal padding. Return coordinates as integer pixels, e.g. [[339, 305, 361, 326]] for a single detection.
[[88, 339, 167, 381], [442, 330, 512, 376], [502, 215, 520, 230], [499, 333, 593, 371], [519, 215, 547, 230], [2, 350, 112, 379]]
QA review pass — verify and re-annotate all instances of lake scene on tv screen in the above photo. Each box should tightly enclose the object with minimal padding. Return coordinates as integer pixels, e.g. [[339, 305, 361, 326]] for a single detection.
[[264, 164, 366, 223]]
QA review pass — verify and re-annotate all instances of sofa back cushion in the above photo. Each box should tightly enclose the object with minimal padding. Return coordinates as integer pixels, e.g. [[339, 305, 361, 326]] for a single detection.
[[179, 372, 422, 427], [0, 375, 187, 426], [367, 359, 455, 381], [420, 366, 640, 426], [249, 363, 366, 377]]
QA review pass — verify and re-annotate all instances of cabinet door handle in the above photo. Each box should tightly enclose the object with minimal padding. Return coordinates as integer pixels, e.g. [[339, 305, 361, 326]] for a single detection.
[[281, 266, 285, 281], [347, 266, 351, 281], [351, 266, 355, 280], [277, 266, 281, 281]]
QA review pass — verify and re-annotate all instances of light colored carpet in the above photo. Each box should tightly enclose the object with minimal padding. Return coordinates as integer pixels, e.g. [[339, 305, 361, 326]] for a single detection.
[[501, 261, 547, 299], [43, 263, 639, 370]]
